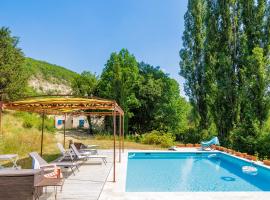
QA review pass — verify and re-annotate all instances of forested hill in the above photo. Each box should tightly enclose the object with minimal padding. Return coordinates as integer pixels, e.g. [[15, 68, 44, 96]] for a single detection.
[[23, 58, 78, 95]]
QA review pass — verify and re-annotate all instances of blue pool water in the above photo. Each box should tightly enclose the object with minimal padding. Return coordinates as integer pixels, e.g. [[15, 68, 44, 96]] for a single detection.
[[126, 152, 270, 192]]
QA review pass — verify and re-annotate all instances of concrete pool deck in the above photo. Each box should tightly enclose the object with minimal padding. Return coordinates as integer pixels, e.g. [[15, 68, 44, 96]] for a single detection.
[[40, 148, 270, 199], [99, 149, 270, 200]]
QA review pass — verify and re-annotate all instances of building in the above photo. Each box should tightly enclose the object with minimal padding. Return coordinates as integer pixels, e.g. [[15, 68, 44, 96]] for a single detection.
[[54, 115, 104, 130]]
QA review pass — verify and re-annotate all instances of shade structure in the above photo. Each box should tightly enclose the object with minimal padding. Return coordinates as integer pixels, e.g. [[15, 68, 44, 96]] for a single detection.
[[3, 95, 124, 115], [0, 95, 124, 182]]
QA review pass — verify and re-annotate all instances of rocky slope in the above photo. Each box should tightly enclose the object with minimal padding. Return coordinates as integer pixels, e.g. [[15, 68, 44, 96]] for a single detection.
[[23, 58, 78, 95]]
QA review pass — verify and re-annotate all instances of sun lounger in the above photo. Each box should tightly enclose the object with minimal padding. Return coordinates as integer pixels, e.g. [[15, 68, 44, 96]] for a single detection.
[[29, 152, 79, 175], [57, 143, 77, 161], [70, 144, 107, 165], [71, 142, 99, 154], [58, 142, 97, 157]]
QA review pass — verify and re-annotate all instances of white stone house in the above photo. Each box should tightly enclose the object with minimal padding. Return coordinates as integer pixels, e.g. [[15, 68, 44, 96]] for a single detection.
[[54, 115, 104, 130]]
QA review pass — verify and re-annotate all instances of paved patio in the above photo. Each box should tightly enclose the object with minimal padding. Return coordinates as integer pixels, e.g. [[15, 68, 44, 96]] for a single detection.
[[40, 150, 115, 200]]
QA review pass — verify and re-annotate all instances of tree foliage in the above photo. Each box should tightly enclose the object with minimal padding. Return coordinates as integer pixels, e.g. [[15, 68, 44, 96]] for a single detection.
[[180, 0, 270, 155], [71, 71, 98, 134], [72, 71, 98, 96], [0, 27, 26, 99], [23, 58, 77, 84], [97, 49, 191, 134], [130, 62, 191, 134]]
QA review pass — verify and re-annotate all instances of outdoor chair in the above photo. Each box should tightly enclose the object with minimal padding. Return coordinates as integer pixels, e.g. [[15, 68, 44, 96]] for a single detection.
[[59, 142, 97, 157], [70, 144, 107, 165], [73, 142, 99, 154], [57, 143, 77, 161], [29, 152, 79, 176]]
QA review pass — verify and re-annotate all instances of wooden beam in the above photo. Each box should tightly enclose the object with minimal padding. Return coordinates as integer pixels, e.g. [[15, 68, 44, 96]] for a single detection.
[[122, 115, 125, 153], [119, 114, 121, 163], [113, 109, 116, 182], [0, 95, 2, 136], [40, 112, 45, 157], [63, 114, 66, 148]]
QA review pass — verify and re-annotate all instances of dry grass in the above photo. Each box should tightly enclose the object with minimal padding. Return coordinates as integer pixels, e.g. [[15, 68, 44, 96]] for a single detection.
[[55, 129, 165, 150], [0, 111, 59, 168], [0, 113, 164, 168]]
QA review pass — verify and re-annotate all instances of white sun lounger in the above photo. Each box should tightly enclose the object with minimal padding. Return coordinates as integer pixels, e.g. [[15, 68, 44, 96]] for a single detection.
[[70, 144, 107, 165], [29, 152, 79, 175]]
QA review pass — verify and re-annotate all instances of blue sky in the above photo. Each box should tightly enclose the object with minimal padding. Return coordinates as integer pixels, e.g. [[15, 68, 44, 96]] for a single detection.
[[1, 0, 188, 97]]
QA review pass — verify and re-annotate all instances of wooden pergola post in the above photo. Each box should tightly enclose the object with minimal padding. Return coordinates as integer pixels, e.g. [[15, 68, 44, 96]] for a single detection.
[[63, 114, 66, 148], [40, 112, 45, 156], [122, 115, 124, 153], [119, 114, 122, 162], [113, 109, 116, 182], [0, 95, 3, 136]]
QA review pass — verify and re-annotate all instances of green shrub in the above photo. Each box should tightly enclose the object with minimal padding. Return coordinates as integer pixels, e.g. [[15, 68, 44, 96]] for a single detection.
[[22, 121, 33, 128], [230, 125, 259, 154], [175, 128, 215, 144], [141, 130, 175, 147], [14, 112, 55, 133], [128, 134, 142, 143], [255, 132, 270, 159], [38, 117, 55, 133]]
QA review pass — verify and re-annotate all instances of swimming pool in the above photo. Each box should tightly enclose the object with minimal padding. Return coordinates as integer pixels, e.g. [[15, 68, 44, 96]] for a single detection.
[[126, 152, 270, 192]]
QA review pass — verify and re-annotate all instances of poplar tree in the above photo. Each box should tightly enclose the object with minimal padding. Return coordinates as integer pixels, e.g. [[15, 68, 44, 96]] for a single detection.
[[180, 0, 209, 131], [180, 0, 270, 149]]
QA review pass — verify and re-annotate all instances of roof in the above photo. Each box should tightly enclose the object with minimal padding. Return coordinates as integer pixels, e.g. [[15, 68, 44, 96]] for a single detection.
[[2, 95, 124, 115]]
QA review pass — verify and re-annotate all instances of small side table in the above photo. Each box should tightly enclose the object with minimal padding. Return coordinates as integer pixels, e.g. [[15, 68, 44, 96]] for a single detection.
[[0, 154, 19, 169]]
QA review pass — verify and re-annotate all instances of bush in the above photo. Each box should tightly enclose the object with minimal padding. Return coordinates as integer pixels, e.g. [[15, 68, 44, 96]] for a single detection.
[[255, 132, 270, 159], [38, 117, 55, 133], [14, 112, 55, 133], [230, 125, 259, 154], [141, 130, 175, 147], [126, 134, 142, 143], [22, 121, 33, 128], [175, 128, 214, 144]]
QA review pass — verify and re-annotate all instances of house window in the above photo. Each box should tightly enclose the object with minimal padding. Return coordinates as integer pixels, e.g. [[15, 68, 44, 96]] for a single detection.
[[58, 120, 63, 125]]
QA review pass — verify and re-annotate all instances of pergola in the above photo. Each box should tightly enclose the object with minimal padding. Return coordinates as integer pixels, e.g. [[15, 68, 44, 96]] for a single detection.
[[0, 95, 124, 182]]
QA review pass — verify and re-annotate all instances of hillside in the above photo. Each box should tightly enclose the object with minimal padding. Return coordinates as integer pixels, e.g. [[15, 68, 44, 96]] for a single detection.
[[23, 58, 78, 95]]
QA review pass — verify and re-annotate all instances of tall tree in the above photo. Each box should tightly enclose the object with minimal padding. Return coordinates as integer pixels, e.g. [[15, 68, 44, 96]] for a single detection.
[[210, 0, 240, 145], [96, 49, 140, 133], [181, 0, 270, 150], [180, 0, 209, 131], [0, 27, 26, 99]]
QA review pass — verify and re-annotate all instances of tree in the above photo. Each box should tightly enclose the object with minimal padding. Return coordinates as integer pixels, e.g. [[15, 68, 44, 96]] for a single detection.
[[72, 71, 97, 96], [180, 0, 270, 150], [180, 0, 210, 131], [0, 27, 26, 99], [71, 71, 98, 134], [96, 49, 140, 133], [130, 62, 191, 134], [210, 0, 240, 145]]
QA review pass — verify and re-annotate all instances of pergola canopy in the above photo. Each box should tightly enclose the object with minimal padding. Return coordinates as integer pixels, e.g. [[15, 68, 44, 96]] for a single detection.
[[3, 95, 124, 116], [0, 95, 124, 182]]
